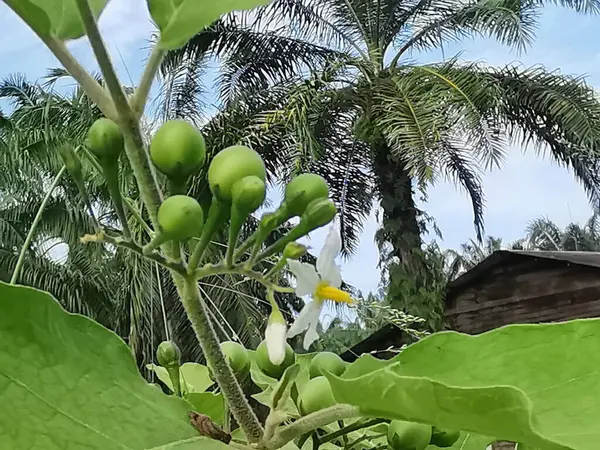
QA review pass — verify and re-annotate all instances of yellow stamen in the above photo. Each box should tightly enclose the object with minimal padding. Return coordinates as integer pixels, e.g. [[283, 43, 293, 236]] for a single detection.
[[315, 282, 353, 304]]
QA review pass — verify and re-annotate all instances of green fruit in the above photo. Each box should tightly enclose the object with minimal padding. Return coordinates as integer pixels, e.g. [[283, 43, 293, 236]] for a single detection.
[[302, 198, 337, 228], [157, 195, 204, 241], [208, 145, 266, 203], [299, 376, 336, 415], [387, 420, 432, 450], [220, 341, 251, 377], [255, 340, 295, 379], [284, 174, 329, 217], [150, 120, 206, 179], [430, 427, 461, 448], [87, 118, 124, 161], [232, 175, 266, 213], [156, 340, 180, 368], [309, 352, 347, 379], [283, 242, 307, 260]]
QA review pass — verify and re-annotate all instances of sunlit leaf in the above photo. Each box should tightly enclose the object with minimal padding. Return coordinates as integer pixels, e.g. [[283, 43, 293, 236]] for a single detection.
[[327, 320, 600, 450], [147, 0, 273, 49], [147, 362, 214, 394], [4, 0, 107, 40], [186, 393, 225, 425], [0, 282, 198, 449]]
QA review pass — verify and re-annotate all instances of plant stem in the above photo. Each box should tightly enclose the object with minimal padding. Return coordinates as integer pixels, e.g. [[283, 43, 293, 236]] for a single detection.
[[345, 433, 386, 450], [319, 418, 388, 445], [75, 0, 164, 228], [10, 166, 67, 284], [194, 263, 294, 293], [40, 36, 116, 120], [123, 197, 153, 235], [75, 0, 132, 120], [81, 232, 186, 274], [179, 276, 264, 442], [266, 405, 361, 449], [133, 44, 165, 118]]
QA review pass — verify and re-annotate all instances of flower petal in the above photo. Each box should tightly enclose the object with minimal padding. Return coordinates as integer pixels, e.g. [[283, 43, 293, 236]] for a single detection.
[[288, 260, 319, 296], [287, 300, 323, 339], [303, 319, 320, 350], [321, 263, 342, 289], [317, 227, 342, 284], [265, 322, 287, 366]]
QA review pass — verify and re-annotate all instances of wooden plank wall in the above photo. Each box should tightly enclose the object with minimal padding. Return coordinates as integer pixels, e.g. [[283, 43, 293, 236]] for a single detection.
[[445, 260, 600, 334]]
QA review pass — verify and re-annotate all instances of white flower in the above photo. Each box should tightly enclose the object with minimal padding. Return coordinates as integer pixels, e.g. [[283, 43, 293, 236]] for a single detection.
[[287, 227, 352, 350], [265, 321, 287, 365]]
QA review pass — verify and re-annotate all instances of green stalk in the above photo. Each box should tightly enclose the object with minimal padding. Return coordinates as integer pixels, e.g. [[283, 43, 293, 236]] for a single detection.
[[179, 276, 263, 442], [10, 166, 67, 284], [319, 419, 388, 445], [166, 366, 182, 397], [188, 199, 229, 272], [226, 206, 246, 268], [132, 44, 165, 118], [256, 223, 310, 262], [266, 405, 361, 450], [102, 160, 131, 239]]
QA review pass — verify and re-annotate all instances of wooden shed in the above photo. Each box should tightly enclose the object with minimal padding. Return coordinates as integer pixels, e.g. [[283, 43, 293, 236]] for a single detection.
[[445, 250, 600, 334], [341, 250, 600, 361]]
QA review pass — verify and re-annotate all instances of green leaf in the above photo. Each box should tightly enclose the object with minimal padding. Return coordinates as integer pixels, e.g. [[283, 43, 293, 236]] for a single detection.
[[147, 362, 213, 394], [186, 393, 225, 425], [146, 0, 273, 49], [0, 282, 198, 449], [4, 0, 108, 40], [327, 320, 600, 450]]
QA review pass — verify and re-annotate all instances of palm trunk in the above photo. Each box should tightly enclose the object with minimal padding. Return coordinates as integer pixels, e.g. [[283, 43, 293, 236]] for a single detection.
[[372, 142, 422, 267]]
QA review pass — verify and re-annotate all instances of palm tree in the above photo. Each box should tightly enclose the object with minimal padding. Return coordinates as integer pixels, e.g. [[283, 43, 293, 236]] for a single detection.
[[445, 235, 504, 276], [524, 211, 600, 251], [0, 73, 300, 366], [159, 0, 600, 272]]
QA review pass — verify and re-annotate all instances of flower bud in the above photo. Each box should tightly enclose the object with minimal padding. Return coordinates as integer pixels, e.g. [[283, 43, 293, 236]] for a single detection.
[[156, 340, 181, 369], [283, 242, 307, 260], [302, 198, 337, 229]]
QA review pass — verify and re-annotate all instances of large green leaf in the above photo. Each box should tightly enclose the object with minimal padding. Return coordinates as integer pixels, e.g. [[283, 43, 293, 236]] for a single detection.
[[148, 437, 231, 449], [4, 0, 107, 40], [146, 0, 272, 49], [0, 282, 198, 449], [426, 433, 494, 450], [327, 320, 600, 450]]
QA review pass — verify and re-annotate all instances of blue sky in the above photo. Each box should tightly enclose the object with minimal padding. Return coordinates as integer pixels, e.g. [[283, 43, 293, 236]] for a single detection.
[[1, 1, 599, 296]]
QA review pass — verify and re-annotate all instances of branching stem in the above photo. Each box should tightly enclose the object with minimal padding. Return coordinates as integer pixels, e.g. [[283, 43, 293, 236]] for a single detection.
[[265, 405, 361, 449], [133, 44, 165, 118]]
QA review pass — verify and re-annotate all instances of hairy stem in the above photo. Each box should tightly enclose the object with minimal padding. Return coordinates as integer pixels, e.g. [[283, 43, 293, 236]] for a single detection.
[[75, 0, 164, 228], [133, 44, 165, 118], [40, 37, 116, 119], [75, 0, 131, 119], [178, 276, 264, 442], [266, 405, 361, 449], [10, 166, 67, 284]]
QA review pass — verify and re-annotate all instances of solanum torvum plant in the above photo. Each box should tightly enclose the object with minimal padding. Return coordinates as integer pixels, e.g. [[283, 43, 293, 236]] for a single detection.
[[2, 2, 600, 450]]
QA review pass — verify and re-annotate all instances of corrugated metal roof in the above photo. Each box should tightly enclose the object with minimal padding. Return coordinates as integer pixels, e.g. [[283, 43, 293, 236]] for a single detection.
[[447, 250, 600, 299]]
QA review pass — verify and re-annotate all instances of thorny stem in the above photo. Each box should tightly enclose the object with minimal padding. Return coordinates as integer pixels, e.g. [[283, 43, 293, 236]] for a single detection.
[[39, 36, 116, 120], [266, 405, 361, 449], [10, 166, 67, 284], [75, 0, 131, 120], [132, 44, 165, 118], [179, 276, 264, 442]]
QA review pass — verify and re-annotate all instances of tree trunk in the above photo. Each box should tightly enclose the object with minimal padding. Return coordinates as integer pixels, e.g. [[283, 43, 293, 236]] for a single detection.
[[372, 142, 422, 266]]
